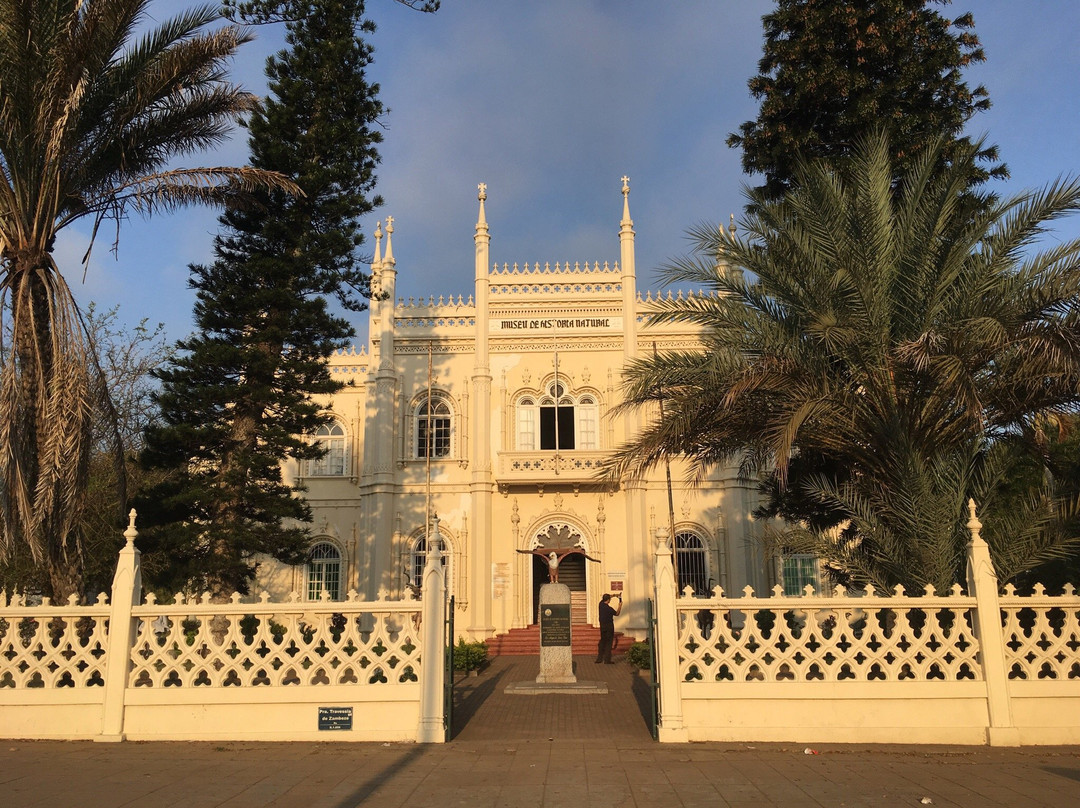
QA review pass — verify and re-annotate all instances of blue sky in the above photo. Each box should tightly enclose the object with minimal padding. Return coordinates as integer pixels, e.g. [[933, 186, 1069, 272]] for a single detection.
[[58, 0, 1080, 346]]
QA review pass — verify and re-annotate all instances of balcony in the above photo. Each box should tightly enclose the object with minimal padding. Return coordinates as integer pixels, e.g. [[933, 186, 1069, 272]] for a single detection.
[[496, 450, 611, 485]]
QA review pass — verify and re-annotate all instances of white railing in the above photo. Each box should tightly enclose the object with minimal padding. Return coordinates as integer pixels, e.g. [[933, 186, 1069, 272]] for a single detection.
[[0, 512, 447, 743], [652, 501, 1080, 746]]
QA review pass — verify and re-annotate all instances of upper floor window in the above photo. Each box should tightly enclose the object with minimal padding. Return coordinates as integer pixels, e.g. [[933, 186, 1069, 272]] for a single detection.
[[306, 542, 342, 601], [307, 421, 347, 476], [414, 394, 453, 459], [516, 383, 599, 451], [675, 530, 710, 595]]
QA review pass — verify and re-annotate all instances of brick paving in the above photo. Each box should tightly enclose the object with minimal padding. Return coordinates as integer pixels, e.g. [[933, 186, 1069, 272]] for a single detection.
[[2, 654, 1079, 807], [451, 655, 655, 741]]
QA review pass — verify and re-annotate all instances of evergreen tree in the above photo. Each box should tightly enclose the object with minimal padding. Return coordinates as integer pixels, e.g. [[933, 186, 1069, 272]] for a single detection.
[[728, 0, 1006, 201], [140, 0, 398, 597]]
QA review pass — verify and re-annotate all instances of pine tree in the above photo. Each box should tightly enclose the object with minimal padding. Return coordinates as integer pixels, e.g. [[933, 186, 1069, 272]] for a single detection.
[[139, 0, 394, 597], [728, 0, 1006, 200]]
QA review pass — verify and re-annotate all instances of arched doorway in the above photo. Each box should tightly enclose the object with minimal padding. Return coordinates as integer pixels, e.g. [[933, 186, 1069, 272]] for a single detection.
[[528, 522, 591, 624]]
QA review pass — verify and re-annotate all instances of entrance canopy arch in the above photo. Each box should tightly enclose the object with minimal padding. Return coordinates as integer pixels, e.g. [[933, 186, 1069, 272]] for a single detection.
[[519, 517, 597, 626]]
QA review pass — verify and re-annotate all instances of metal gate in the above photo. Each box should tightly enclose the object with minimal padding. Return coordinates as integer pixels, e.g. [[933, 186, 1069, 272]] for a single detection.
[[444, 595, 455, 741], [647, 597, 659, 740]]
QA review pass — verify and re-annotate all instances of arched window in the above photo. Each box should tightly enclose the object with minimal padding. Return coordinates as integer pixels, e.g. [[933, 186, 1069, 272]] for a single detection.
[[308, 421, 347, 476], [516, 397, 537, 451], [540, 382, 574, 450], [577, 395, 598, 450], [306, 542, 342, 601], [414, 394, 452, 459], [516, 384, 600, 451], [674, 531, 709, 595], [410, 534, 451, 595]]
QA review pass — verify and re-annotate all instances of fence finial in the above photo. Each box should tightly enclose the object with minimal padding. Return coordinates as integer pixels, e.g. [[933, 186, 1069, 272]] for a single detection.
[[966, 498, 983, 542], [428, 513, 442, 562], [124, 509, 138, 548], [655, 526, 671, 554]]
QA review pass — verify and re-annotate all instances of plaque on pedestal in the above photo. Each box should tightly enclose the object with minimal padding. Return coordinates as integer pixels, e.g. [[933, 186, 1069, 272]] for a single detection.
[[536, 583, 575, 683]]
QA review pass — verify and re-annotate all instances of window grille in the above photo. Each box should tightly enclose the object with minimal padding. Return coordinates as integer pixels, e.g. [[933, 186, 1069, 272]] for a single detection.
[[416, 396, 452, 458], [781, 554, 820, 594], [675, 531, 709, 595], [306, 542, 342, 601]]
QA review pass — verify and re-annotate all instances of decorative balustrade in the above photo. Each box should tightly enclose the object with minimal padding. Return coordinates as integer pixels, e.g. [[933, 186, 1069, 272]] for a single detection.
[[651, 504, 1080, 746], [0, 511, 447, 743], [675, 584, 983, 684], [128, 593, 422, 689], [0, 594, 111, 690], [1000, 583, 1080, 681], [496, 450, 609, 483]]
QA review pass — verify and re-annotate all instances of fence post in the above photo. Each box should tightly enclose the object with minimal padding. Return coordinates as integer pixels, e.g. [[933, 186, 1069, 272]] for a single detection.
[[97, 510, 142, 742], [654, 527, 688, 741], [417, 516, 447, 743], [965, 499, 1020, 747]]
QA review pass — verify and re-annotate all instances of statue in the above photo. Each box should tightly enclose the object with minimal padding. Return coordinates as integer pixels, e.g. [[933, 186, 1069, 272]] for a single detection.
[[517, 546, 599, 583]]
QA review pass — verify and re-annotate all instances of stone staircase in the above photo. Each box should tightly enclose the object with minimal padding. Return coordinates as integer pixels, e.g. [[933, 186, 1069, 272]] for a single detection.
[[484, 624, 632, 657]]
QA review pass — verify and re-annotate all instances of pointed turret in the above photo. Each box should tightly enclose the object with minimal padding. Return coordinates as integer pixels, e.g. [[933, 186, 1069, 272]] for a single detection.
[[619, 175, 638, 360], [377, 216, 397, 371], [469, 181, 495, 639], [384, 215, 396, 265]]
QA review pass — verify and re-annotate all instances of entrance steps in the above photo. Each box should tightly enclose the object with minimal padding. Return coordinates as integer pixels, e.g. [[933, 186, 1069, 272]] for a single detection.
[[484, 624, 631, 656]]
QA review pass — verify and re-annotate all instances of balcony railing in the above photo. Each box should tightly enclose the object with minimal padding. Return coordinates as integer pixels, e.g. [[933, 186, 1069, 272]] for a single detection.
[[496, 450, 610, 483]]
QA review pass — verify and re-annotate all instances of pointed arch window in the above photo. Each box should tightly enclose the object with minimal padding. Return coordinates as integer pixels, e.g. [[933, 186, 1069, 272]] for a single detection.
[[414, 394, 453, 459], [517, 383, 600, 451], [516, 397, 537, 451], [306, 542, 342, 601], [674, 530, 710, 595], [577, 395, 598, 450], [410, 534, 452, 596], [307, 421, 347, 476]]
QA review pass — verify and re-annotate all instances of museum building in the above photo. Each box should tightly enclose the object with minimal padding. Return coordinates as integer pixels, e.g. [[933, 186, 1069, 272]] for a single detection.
[[255, 180, 796, 638]]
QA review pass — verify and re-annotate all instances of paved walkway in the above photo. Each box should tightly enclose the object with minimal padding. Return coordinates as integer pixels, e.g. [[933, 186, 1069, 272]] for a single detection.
[[2, 655, 1079, 807]]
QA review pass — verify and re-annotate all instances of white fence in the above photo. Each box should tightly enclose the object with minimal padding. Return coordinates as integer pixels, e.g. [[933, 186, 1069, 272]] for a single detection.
[[652, 502, 1080, 746], [0, 513, 447, 743]]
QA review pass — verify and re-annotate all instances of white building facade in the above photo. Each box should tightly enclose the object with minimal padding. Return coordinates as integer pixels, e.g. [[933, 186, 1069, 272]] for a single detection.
[[257, 181, 771, 638]]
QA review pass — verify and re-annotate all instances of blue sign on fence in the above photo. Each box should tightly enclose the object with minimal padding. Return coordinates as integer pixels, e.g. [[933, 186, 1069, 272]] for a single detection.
[[318, 706, 353, 731]]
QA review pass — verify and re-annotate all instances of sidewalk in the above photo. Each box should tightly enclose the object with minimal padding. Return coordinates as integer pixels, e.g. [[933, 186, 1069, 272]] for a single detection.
[[1, 655, 1078, 807]]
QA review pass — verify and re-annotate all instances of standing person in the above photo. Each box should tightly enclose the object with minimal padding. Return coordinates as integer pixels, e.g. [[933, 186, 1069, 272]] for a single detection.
[[596, 592, 622, 663]]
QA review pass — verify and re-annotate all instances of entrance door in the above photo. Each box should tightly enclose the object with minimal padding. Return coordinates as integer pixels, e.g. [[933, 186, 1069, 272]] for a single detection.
[[531, 553, 587, 624]]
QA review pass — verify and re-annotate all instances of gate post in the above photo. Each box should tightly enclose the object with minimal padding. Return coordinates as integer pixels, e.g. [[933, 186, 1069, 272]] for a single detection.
[[98, 510, 142, 742], [417, 517, 447, 742], [654, 527, 688, 741], [965, 499, 1020, 746]]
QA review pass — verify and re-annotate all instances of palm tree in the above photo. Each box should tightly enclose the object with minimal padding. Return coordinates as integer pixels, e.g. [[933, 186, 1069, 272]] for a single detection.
[[607, 132, 1080, 592], [0, 0, 294, 601]]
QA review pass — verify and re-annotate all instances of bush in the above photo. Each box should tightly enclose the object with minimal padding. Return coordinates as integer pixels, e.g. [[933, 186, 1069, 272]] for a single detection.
[[453, 637, 488, 672], [625, 640, 652, 670]]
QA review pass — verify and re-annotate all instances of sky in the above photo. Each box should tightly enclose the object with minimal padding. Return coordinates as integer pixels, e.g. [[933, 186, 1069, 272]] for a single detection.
[[58, 0, 1080, 347]]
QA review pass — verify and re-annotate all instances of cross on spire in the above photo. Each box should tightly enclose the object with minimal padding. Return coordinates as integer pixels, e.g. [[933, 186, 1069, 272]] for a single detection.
[[478, 182, 487, 200]]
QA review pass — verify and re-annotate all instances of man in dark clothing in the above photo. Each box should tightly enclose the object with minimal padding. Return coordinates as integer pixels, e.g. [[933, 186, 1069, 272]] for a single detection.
[[596, 592, 622, 663]]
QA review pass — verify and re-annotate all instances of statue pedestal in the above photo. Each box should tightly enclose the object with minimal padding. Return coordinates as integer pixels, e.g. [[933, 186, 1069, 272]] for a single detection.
[[536, 583, 575, 684], [504, 582, 608, 695]]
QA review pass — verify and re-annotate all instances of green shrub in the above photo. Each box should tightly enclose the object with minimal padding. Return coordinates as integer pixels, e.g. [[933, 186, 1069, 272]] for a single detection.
[[453, 637, 488, 671], [625, 640, 652, 670]]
